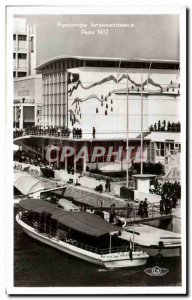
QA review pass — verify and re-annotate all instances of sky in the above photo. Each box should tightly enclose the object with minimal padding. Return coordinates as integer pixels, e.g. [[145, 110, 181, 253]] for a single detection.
[[16, 14, 179, 66]]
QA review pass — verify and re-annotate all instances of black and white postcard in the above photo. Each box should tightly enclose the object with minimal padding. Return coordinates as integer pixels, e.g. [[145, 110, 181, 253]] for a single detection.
[[5, 5, 187, 295]]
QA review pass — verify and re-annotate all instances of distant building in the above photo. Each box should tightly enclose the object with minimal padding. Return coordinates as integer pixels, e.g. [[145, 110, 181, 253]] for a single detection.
[[13, 17, 36, 78], [13, 75, 42, 128]]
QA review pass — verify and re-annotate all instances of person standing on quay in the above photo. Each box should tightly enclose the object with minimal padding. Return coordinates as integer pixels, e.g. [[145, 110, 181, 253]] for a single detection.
[[108, 179, 111, 193], [143, 198, 148, 218], [160, 198, 164, 215], [109, 204, 116, 223], [137, 201, 144, 218], [105, 178, 109, 192], [93, 127, 96, 139]]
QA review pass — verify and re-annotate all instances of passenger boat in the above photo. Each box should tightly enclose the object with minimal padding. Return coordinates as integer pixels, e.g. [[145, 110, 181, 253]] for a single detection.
[[122, 224, 181, 257], [16, 199, 149, 268]]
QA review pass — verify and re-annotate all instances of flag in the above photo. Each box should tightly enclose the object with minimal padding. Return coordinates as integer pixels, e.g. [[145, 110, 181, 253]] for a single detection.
[[67, 72, 79, 84]]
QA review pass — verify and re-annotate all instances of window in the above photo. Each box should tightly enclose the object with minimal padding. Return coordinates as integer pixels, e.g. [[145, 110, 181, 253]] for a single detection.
[[18, 35, 27, 41], [18, 53, 27, 59], [156, 142, 165, 157], [175, 143, 181, 152], [18, 72, 27, 77], [13, 71, 16, 78], [13, 34, 16, 40], [170, 143, 174, 150], [13, 53, 16, 59]]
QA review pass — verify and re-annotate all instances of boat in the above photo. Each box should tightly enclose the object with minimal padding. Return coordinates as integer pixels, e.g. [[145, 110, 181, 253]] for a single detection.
[[56, 198, 80, 212], [16, 199, 149, 268], [122, 224, 181, 257]]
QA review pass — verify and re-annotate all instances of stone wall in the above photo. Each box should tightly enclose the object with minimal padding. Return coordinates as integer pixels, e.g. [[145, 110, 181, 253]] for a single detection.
[[63, 185, 127, 208]]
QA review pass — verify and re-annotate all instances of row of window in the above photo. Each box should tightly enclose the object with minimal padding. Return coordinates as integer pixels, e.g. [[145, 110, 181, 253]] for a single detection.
[[42, 114, 66, 117], [13, 53, 27, 59], [152, 142, 181, 157], [13, 34, 27, 41], [43, 82, 67, 85], [43, 104, 66, 106], [43, 93, 66, 96]]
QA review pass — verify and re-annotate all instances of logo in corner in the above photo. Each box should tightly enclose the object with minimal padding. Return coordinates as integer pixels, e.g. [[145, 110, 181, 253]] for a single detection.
[[144, 266, 169, 277]]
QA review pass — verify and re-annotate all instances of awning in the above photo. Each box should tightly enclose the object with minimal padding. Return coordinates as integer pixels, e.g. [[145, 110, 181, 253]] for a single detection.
[[14, 172, 45, 195], [51, 210, 121, 237]]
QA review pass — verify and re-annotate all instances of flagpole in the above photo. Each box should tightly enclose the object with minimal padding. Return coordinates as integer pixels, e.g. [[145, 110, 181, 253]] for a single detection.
[[147, 61, 152, 92], [14, 105, 16, 129], [109, 234, 112, 254], [140, 70, 143, 175], [126, 69, 129, 188]]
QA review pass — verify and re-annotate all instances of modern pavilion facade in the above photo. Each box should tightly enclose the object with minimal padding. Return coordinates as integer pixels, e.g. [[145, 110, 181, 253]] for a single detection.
[[14, 56, 181, 173]]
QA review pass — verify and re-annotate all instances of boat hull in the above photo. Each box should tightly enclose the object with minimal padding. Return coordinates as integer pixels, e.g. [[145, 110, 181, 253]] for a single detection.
[[16, 214, 148, 268]]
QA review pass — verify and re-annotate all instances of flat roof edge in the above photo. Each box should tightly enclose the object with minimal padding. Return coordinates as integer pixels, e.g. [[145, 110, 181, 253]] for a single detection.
[[35, 56, 180, 71]]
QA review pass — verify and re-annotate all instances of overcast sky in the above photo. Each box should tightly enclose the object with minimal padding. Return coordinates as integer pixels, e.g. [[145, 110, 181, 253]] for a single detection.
[[16, 14, 179, 66]]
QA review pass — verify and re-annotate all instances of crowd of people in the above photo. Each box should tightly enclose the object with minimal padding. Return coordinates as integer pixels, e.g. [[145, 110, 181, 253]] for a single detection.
[[150, 179, 181, 198], [14, 149, 60, 170], [72, 127, 82, 138], [13, 125, 74, 139], [14, 149, 78, 173], [149, 120, 181, 132], [26, 125, 71, 137], [149, 179, 181, 213], [137, 198, 149, 218], [159, 197, 174, 215], [13, 129, 24, 138], [14, 149, 46, 167]]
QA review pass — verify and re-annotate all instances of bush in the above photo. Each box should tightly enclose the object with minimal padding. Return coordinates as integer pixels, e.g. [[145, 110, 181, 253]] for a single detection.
[[133, 162, 164, 175]]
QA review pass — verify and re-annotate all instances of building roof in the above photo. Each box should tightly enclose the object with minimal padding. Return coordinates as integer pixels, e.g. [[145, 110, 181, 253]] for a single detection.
[[36, 55, 179, 71], [148, 131, 180, 143]]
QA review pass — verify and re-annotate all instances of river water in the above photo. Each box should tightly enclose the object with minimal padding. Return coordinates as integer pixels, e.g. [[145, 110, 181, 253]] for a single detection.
[[14, 207, 181, 288]]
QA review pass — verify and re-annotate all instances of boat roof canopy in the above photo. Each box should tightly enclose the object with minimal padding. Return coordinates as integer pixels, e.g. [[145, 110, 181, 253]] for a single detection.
[[51, 210, 120, 237], [19, 198, 55, 211], [19, 199, 120, 237]]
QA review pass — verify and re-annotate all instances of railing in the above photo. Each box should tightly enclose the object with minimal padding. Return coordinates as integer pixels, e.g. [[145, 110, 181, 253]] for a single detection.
[[54, 238, 142, 255], [15, 130, 71, 138], [20, 216, 141, 255], [59, 185, 172, 222]]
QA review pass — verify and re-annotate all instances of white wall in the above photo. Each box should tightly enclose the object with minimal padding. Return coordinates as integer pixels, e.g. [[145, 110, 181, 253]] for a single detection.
[[68, 67, 180, 140], [14, 75, 42, 103], [134, 190, 161, 203]]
